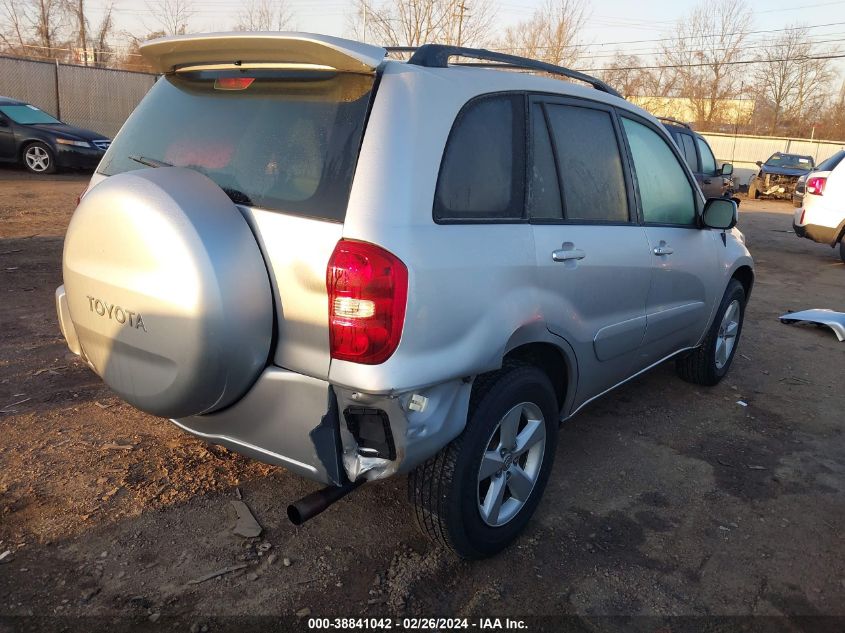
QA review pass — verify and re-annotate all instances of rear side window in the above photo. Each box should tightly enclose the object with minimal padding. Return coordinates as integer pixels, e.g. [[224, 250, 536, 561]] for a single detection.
[[816, 150, 845, 172], [622, 117, 696, 225], [434, 94, 525, 221], [696, 136, 717, 174], [544, 104, 628, 222], [98, 70, 374, 222]]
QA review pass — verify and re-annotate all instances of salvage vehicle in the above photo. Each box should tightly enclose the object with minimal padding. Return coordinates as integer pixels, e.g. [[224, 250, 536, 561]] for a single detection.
[[55, 33, 754, 559], [793, 174, 807, 208], [660, 118, 734, 199], [0, 96, 110, 174], [793, 149, 845, 263], [748, 152, 814, 200]]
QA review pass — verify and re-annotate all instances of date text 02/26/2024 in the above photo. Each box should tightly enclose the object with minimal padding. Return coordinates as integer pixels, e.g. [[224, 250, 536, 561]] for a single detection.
[[307, 618, 528, 630]]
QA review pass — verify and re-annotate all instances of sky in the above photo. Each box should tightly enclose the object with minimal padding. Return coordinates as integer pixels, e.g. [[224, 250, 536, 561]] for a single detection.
[[81, 0, 845, 77]]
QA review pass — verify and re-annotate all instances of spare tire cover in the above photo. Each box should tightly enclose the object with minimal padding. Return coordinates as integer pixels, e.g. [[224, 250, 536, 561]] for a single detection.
[[63, 167, 273, 418]]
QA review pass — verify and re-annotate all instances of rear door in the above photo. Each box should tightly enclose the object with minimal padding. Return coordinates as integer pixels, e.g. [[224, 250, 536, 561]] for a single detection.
[[529, 96, 652, 407], [619, 115, 721, 365]]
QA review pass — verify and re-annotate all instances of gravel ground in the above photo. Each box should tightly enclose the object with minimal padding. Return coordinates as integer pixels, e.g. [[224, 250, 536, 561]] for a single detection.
[[1, 165, 843, 630]]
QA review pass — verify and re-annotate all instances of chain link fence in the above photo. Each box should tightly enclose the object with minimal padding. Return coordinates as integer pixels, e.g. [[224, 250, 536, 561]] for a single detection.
[[0, 55, 156, 138]]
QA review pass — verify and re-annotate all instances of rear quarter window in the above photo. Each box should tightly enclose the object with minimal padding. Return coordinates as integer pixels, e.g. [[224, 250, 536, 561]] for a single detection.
[[98, 71, 374, 222], [434, 94, 526, 221]]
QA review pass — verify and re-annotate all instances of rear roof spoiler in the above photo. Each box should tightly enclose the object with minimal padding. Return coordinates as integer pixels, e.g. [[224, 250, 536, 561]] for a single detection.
[[140, 32, 387, 74]]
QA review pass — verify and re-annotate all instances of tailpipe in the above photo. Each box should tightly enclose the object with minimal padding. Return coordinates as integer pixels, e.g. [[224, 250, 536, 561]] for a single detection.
[[287, 480, 364, 525]]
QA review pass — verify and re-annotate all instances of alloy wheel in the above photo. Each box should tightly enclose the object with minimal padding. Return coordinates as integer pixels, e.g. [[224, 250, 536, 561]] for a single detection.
[[477, 401, 546, 527], [25, 146, 51, 172], [715, 299, 741, 370]]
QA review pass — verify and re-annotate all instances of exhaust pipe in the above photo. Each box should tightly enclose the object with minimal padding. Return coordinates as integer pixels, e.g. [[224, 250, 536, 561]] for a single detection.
[[287, 479, 364, 526]]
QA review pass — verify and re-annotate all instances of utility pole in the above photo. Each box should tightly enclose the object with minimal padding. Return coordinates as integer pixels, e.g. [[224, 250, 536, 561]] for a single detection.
[[78, 0, 87, 65]]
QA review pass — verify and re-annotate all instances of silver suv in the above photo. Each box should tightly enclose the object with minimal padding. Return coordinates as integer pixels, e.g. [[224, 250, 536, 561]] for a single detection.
[[55, 33, 754, 559]]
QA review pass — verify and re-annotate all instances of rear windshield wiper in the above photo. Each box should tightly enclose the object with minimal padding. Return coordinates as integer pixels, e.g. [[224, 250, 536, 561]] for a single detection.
[[128, 155, 172, 168]]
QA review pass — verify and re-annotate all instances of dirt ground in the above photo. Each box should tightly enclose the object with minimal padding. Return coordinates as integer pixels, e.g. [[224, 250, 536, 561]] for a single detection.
[[1, 165, 843, 630]]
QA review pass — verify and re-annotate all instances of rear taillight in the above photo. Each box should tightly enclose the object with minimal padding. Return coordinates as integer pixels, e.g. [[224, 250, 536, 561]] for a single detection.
[[806, 176, 827, 196], [327, 239, 408, 365], [799, 209, 806, 224]]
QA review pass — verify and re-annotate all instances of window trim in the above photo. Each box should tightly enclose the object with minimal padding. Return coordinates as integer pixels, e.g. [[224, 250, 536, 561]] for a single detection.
[[527, 94, 637, 226], [432, 91, 529, 225], [616, 110, 704, 230]]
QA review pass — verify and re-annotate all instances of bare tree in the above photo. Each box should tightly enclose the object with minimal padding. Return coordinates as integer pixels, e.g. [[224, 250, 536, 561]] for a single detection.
[[146, 0, 193, 36], [235, 0, 292, 31], [350, 0, 493, 48], [660, 0, 752, 127], [0, 0, 29, 55], [496, 0, 588, 68], [753, 26, 835, 134], [31, 0, 72, 59], [91, 3, 114, 67]]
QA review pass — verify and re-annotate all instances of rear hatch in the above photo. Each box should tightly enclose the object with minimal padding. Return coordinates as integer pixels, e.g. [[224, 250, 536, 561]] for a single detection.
[[60, 34, 384, 418]]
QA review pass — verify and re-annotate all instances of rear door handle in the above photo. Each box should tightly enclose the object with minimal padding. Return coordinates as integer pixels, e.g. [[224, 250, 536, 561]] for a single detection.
[[552, 247, 586, 262], [653, 245, 674, 256]]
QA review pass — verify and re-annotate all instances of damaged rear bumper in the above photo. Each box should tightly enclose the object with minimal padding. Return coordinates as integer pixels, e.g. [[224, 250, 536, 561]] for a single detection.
[[174, 369, 472, 486]]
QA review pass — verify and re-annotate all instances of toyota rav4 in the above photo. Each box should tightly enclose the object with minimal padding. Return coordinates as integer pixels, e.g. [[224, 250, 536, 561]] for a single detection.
[[55, 33, 754, 558]]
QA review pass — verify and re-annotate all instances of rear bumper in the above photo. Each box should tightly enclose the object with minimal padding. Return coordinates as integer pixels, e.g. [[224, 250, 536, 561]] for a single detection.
[[175, 374, 472, 485], [794, 222, 838, 245], [174, 368, 346, 485]]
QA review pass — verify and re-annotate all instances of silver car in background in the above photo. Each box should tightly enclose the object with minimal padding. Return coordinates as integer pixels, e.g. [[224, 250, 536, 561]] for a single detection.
[[55, 33, 754, 558]]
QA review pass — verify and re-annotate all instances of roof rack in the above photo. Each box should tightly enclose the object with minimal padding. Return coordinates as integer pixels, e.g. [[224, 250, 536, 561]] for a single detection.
[[386, 44, 621, 98], [413, 44, 621, 98], [656, 116, 692, 130]]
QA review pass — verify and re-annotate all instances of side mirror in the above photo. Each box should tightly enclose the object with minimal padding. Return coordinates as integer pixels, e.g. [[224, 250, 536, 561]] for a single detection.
[[720, 163, 733, 176], [702, 197, 738, 230], [0, 118, 8, 128], [755, 160, 763, 167]]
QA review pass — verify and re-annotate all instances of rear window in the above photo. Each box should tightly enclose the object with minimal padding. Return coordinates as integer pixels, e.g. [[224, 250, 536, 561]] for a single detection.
[[98, 70, 375, 222]]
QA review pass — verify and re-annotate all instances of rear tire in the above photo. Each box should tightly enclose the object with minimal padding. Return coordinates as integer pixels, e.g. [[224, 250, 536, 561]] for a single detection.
[[22, 142, 56, 174], [408, 363, 558, 559], [839, 240, 845, 264], [676, 279, 746, 386]]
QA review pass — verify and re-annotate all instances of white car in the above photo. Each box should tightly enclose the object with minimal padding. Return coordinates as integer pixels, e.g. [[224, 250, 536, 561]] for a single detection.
[[793, 150, 845, 263]]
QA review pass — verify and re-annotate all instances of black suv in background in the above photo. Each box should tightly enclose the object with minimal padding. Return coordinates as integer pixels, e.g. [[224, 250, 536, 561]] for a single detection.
[[0, 96, 111, 174], [660, 118, 734, 198]]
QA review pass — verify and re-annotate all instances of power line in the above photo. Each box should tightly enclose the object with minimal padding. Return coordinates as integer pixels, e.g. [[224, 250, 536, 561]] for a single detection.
[[579, 52, 845, 73]]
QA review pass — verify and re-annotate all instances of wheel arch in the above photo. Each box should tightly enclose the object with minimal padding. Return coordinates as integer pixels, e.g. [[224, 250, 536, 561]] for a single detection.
[[19, 138, 53, 162], [501, 324, 578, 419], [730, 264, 755, 301]]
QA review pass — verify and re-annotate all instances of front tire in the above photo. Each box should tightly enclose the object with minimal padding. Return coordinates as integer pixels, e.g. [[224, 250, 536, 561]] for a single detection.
[[676, 279, 746, 386], [408, 363, 559, 559], [839, 240, 845, 264], [747, 180, 759, 199], [22, 142, 56, 174]]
